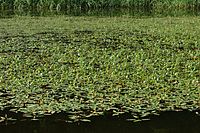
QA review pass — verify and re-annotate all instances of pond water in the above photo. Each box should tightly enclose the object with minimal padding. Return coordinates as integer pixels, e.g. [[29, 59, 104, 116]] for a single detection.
[[0, 111, 200, 133]]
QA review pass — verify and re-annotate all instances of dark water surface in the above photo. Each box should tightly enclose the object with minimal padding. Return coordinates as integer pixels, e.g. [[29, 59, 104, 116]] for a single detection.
[[0, 111, 200, 133]]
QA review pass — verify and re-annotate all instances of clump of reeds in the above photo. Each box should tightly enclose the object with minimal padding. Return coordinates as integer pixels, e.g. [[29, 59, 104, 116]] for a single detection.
[[0, 0, 200, 11]]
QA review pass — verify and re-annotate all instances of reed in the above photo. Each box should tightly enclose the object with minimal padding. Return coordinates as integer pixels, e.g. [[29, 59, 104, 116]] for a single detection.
[[0, 0, 200, 11]]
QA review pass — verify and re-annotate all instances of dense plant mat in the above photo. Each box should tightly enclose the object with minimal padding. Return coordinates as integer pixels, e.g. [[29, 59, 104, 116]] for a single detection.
[[0, 16, 199, 122]]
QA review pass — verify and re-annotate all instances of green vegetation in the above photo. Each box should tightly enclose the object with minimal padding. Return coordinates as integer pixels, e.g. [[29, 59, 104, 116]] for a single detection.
[[0, 0, 200, 11], [0, 16, 199, 122]]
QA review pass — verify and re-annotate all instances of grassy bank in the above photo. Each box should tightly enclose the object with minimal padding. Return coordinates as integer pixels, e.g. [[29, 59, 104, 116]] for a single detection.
[[0, 0, 200, 11], [0, 16, 199, 122]]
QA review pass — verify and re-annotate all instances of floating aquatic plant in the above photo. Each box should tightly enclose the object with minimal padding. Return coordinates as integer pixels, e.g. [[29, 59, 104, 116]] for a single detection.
[[0, 16, 199, 122]]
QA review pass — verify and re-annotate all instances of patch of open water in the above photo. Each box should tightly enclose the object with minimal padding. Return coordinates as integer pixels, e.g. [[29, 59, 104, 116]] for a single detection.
[[0, 111, 200, 133]]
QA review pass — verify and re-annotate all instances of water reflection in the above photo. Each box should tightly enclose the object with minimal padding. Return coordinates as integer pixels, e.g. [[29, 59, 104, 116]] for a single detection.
[[0, 111, 200, 133]]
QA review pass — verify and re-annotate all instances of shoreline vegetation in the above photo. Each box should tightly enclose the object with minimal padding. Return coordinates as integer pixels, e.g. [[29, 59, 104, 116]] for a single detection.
[[0, 16, 199, 122], [0, 0, 200, 11]]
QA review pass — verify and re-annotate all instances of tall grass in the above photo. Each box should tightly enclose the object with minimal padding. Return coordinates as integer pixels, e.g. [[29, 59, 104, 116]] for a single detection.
[[0, 0, 200, 11]]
